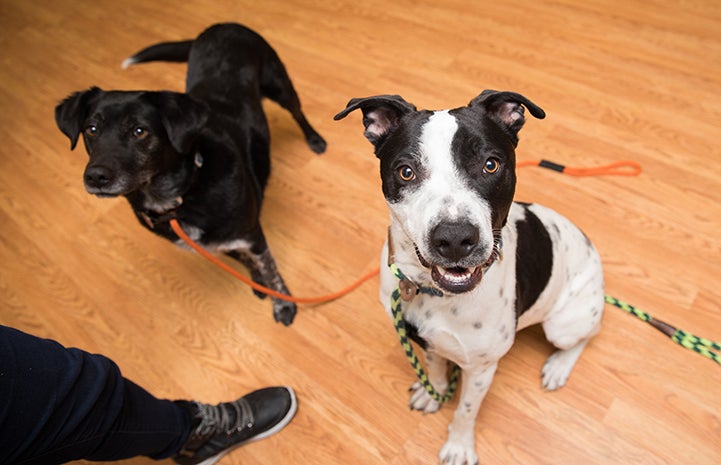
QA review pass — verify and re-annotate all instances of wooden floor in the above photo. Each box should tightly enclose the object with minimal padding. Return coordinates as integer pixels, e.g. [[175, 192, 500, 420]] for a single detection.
[[1, 0, 720, 463]]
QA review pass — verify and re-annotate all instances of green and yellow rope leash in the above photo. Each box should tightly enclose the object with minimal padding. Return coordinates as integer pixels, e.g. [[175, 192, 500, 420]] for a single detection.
[[390, 266, 721, 405], [390, 264, 460, 403], [604, 295, 721, 366]]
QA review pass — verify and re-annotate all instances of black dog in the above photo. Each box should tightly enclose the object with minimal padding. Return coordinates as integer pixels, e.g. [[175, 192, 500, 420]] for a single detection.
[[55, 23, 326, 325]]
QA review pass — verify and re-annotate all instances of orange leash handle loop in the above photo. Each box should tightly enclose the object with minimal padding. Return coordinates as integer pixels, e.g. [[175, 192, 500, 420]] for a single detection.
[[169, 219, 379, 304], [517, 159, 642, 177]]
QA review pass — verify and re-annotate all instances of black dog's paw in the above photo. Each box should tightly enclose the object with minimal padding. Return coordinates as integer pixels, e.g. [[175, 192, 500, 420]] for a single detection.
[[307, 133, 327, 154], [253, 289, 268, 300], [273, 300, 297, 326]]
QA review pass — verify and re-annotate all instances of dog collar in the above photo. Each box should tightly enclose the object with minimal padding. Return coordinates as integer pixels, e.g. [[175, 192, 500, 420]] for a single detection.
[[140, 206, 179, 229], [139, 152, 204, 229], [390, 263, 444, 302]]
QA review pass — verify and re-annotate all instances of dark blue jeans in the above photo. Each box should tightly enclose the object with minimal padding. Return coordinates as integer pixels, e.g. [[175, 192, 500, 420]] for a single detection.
[[0, 325, 191, 464]]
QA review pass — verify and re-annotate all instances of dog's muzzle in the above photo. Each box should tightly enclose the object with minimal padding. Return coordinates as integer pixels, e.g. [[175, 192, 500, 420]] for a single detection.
[[414, 233, 502, 294]]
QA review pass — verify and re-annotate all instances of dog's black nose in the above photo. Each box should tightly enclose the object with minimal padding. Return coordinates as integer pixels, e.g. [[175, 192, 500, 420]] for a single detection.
[[430, 222, 480, 262], [84, 165, 114, 188]]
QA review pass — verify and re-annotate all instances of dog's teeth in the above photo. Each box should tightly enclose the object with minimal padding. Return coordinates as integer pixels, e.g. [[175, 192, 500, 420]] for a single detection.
[[440, 267, 476, 283]]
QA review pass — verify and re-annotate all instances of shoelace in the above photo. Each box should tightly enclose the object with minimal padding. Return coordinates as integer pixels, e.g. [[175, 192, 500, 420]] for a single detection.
[[194, 398, 255, 437]]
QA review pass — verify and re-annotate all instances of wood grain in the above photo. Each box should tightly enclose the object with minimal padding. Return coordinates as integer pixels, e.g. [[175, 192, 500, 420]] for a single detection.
[[1, 0, 719, 464]]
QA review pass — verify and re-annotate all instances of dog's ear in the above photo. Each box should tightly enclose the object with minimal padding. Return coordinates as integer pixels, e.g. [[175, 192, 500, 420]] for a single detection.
[[55, 87, 103, 150], [153, 92, 210, 154], [469, 90, 545, 146], [334, 95, 416, 151]]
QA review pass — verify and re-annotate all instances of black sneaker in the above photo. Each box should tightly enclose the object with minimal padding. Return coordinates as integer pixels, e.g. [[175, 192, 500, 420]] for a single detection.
[[173, 386, 297, 465]]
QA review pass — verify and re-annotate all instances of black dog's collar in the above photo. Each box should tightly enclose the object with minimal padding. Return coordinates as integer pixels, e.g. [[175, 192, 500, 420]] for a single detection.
[[138, 153, 204, 229], [140, 207, 179, 229]]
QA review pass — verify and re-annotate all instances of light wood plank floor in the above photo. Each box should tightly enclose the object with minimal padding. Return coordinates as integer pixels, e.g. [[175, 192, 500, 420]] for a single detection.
[[1, 0, 719, 463]]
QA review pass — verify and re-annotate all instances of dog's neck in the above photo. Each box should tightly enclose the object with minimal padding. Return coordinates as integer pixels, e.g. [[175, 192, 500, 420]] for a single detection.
[[137, 152, 204, 227]]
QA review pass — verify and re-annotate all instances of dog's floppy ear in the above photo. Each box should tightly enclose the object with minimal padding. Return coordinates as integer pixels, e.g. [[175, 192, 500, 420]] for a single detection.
[[334, 95, 416, 151], [153, 92, 210, 154], [469, 90, 545, 146], [55, 87, 103, 150]]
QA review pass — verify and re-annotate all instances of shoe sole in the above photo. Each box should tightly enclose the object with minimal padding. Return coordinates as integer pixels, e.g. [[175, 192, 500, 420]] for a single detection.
[[192, 387, 298, 465]]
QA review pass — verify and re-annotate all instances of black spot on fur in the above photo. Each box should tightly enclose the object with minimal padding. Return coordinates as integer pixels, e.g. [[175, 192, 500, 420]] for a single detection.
[[403, 318, 428, 350], [515, 204, 553, 321]]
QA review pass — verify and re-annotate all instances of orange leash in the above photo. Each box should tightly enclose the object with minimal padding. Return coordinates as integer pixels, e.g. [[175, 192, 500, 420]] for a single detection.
[[517, 159, 642, 176], [169, 218, 380, 304], [169, 158, 641, 305]]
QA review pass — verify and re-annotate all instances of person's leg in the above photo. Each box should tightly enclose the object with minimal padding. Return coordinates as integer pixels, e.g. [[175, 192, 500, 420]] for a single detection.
[[0, 325, 298, 465], [0, 325, 190, 465]]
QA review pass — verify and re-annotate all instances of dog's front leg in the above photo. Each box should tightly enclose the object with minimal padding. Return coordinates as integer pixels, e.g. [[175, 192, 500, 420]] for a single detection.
[[409, 350, 449, 414], [439, 363, 498, 465], [227, 246, 296, 326]]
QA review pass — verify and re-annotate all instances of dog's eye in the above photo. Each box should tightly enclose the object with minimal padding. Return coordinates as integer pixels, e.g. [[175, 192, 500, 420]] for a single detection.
[[133, 127, 148, 139], [484, 158, 501, 174], [85, 125, 98, 137], [398, 165, 416, 182]]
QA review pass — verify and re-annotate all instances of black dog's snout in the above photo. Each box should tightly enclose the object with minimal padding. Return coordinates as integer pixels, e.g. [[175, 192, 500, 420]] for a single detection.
[[84, 165, 114, 188], [431, 222, 480, 262]]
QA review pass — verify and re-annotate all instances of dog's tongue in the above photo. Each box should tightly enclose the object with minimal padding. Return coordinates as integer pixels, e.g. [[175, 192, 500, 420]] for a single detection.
[[431, 266, 483, 294]]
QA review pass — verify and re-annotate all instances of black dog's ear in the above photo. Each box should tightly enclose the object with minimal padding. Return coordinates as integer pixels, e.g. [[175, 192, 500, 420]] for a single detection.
[[334, 95, 416, 150], [469, 90, 545, 146], [153, 92, 210, 154], [55, 87, 103, 150]]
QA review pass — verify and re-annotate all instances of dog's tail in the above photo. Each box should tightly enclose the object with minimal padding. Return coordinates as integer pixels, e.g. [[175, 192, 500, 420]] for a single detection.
[[121, 40, 194, 69]]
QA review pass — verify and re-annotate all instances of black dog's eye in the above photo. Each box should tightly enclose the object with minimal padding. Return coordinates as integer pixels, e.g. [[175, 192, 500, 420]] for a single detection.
[[483, 158, 501, 174], [398, 165, 416, 182], [85, 125, 98, 137], [133, 127, 148, 139]]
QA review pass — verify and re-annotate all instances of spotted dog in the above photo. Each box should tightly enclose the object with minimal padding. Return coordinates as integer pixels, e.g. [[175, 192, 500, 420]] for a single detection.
[[335, 90, 604, 465]]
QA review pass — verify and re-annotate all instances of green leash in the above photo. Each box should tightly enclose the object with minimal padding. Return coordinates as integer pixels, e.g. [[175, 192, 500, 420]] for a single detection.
[[604, 295, 721, 366], [390, 265, 721, 404], [390, 264, 460, 403]]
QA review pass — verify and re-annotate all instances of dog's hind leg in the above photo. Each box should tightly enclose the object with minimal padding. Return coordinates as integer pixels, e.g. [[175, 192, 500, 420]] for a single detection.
[[541, 298, 602, 390], [259, 58, 327, 154]]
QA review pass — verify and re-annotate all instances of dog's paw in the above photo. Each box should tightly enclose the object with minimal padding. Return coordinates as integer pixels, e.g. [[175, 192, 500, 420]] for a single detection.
[[408, 382, 442, 414], [541, 343, 586, 391], [273, 300, 297, 326], [542, 354, 569, 391], [307, 134, 327, 154], [439, 439, 479, 465], [253, 289, 268, 299]]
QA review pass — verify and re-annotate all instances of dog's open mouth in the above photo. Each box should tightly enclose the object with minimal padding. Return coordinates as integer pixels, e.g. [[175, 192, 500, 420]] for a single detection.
[[431, 265, 485, 294], [415, 246, 493, 294]]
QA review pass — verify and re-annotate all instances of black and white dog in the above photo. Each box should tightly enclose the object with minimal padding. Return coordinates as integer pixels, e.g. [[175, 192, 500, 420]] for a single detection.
[[55, 23, 326, 325], [335, 90, 604, 465]]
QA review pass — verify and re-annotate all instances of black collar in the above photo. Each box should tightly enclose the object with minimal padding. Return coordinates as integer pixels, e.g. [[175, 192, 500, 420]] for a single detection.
[[138, 152, 203, 229]]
